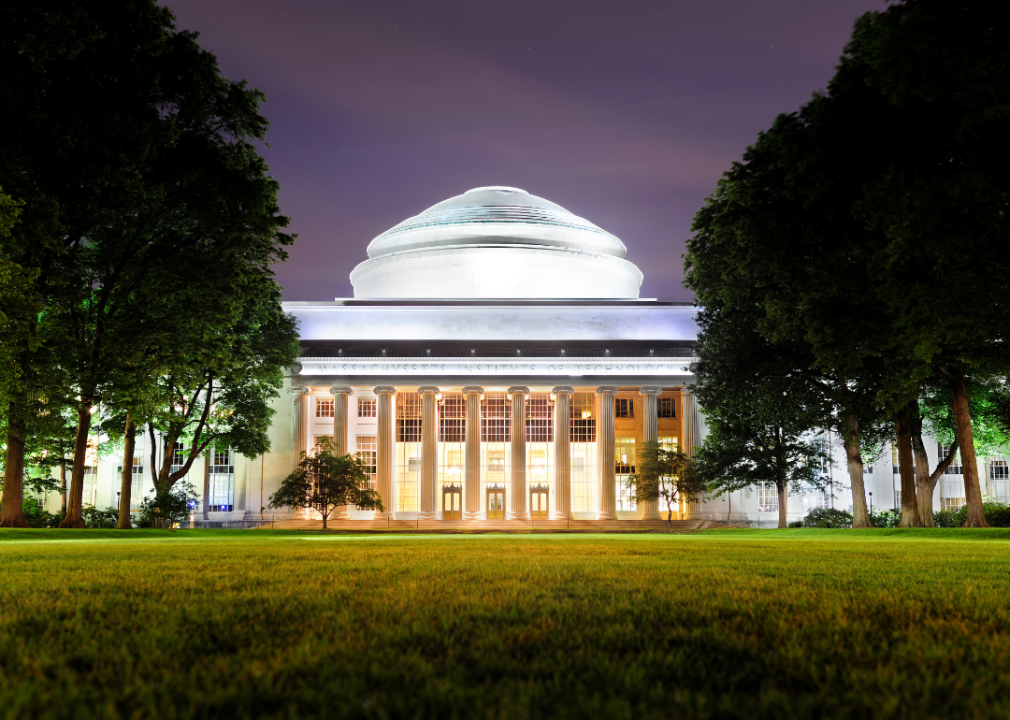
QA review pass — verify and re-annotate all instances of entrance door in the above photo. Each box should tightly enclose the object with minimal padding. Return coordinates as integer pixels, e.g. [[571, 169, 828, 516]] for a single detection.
[[530, 486, 549, 519], [442, 484, 462, 520], [487, 486, 506, 519]]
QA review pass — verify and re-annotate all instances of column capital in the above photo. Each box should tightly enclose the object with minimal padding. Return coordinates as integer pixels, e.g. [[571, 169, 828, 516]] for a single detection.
[[373, 386, 397, 396], [287, 386, 310, 395], [461, 386, 484, 396], [417, 386, 441, 395], [507, 386, 530, 397], [639, 386, 663, 396], [595, 386, 619, 396], [551, 386, 575, 396], [329, 386, 354, 396]]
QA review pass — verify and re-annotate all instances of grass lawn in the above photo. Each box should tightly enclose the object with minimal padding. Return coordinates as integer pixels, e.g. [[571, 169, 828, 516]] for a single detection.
[[2, 529, 1010, 719]]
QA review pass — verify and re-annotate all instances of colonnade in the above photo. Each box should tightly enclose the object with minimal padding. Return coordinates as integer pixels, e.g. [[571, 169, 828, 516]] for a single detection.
[[323, 384, 668, 521]]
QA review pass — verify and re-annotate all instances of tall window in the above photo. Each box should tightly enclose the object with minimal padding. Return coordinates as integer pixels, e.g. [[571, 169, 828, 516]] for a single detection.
[[357, 436, 377, 496], [481, 392, 510, 513], [758, 483, 778, 513], [481, 392, 510, 442], [658, 397, 676, 418], [438, 394, 465, 509], [395, 393, 421, 512], [993, 460, 1010, 504], [82, 465, 98, 508], [358, 398, 376, 418], [316, 398, 334, 418], [615, 437, 636, 511], [208, 447, 235, 512], [570, 393, 597, 513], [526, 393, 553, 503], [938, 443, 962, 474], [615, 398, 634, 418], [169, 441, 187, 479]]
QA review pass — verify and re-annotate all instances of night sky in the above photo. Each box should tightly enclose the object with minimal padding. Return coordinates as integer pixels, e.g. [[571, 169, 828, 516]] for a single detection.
[[165, 0, 886, 302]]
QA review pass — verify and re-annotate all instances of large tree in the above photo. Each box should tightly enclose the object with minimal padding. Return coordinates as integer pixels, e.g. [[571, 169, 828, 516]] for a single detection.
[[0, 1, 294, 527]]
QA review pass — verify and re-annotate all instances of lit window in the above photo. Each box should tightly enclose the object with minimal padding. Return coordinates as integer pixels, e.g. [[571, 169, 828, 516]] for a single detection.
[[938, 443, 962, 475], [358, 398, 376, 418], [570, 393, 596, 442], [439, 393, 465, 442], [758, 483, 778, 513], [526, 393, 553, 442], [397, 393, 422, 442], [481, 393, 510, 442], [316, 398, 334, 418]]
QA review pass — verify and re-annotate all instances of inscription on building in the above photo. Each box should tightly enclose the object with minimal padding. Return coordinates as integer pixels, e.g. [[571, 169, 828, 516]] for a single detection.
[[298, 358, 695, 377]]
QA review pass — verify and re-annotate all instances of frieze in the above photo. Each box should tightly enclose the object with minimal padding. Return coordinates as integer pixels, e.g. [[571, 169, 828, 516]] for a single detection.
[[296, 357, 695, 377]]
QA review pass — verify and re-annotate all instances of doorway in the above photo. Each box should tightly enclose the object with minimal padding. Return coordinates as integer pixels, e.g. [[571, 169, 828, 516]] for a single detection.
[[442, 484, 462, 520], [530, 485, 549, 519], [486, 485, 505, 519]]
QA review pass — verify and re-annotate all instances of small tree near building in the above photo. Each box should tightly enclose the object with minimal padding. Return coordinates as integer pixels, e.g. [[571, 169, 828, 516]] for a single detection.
[[269, 441, 384, 529], [628, 440, 706, 529]]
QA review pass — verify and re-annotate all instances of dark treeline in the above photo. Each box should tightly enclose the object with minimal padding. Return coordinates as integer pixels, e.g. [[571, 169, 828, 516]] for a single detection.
[[0, 1, 299, 528], [685, 0, 1010, 527]]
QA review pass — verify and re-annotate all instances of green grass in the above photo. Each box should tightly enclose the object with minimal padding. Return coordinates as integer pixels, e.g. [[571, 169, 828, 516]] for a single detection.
[[2, 530, 1010, 719]]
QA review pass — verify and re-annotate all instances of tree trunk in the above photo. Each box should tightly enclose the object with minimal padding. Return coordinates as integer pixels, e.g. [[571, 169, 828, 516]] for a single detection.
[[59, 401, 93, 528], [0, 399, 28, 528], [116, 415, 136, 529], [942, 368, 988, 527], [842, 414, 871, 528], [60, 464, 67, 518], [909, 403, 936, 527], [777, 481, 788, 529], [893, 405, 923, 527]]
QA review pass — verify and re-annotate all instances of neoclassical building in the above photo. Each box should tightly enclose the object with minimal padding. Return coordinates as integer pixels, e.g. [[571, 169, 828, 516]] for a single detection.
[[42, 186, 1007, 526], [284, 186, 703, 523]]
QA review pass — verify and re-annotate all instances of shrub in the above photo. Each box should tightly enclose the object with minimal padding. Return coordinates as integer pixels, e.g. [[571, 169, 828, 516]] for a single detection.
[[22, 498, 60, 528], [869, 508, 902, 528], [933, 509, 961, 527], [954, 500, 1010, 528], [796, 507, 853, 528], [82, 506, 120, 529], [136, 483, 198, 528]]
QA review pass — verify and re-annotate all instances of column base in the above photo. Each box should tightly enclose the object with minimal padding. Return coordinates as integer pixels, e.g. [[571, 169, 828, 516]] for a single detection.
[[595, 512, 618, 521], [373, 511, 393, 519], [416, 511, 439, 520], [639, 511, 662, 521], [552, 511, 571, 520], [464, 511, 482, 520], [508, 511, 530, 521]]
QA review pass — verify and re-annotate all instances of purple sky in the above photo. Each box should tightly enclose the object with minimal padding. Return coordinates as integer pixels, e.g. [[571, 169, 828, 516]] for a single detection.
[[165, 0, 886, 302]]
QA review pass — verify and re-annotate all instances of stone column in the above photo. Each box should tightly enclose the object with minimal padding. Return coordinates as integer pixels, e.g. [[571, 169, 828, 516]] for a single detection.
[[329, 386, 353, 456], [374, 387, 396, 518], [596, 386, 618, 520], [288, 387, 309, 471], [418, 386, 440, 520], [638, 386, 663, 520], [508, 387, 530, 520], [329, 386, 354, 519], [462, 387, 483, 519], [682, 389, 698, 459], [552, 387, 574, 519]]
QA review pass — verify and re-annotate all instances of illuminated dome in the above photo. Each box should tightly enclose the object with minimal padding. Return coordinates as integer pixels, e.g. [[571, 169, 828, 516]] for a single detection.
[[350, 186, 644, 299]]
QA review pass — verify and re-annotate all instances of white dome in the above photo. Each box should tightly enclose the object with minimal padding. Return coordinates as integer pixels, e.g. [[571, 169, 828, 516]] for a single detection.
[[351, 187, 643, 299]]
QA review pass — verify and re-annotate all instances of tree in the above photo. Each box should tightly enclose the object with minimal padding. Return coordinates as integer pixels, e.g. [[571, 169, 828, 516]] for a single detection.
[[0, 2, 294, 528], [136, 482, 198, 529], [269, 441, 384, 529], [627, 440, 706, 529]]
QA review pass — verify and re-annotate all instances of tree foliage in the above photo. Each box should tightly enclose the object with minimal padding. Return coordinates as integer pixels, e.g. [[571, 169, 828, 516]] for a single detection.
[[627, 440, 706, 528]]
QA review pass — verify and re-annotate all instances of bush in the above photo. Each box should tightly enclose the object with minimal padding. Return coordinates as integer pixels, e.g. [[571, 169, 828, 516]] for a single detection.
[[136, 482, 198, 528], [869, 508, 902, 528], [796, 507, 853, 528], [933, 509, 961, 527], [954, 500, 1010, 527], [82, 506, 120, 529], [22, 498, 60, 528]]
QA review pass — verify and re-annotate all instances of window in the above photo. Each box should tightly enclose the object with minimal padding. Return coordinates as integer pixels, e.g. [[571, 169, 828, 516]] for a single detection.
[[312, 435, 331, 454], [316, 398, 334, 418], [758, 483, 778, 513], [938, 443, 962, 474], [992, 460, 1009, 479], [439, 393, 465, 442], [169, 441, 187, 476], [941, 497, 965, 512], [894, 490, 902, 508], [481, 392, 511, 442], [526, 393, 553, 442], [863, 464, 874, 476], [208, 447, 234, 512], [396, 393, 422, 442], [615, 437, 636, 511], [358, 398, 376, 418], [570, 393, 596, 443], [658, 397, 675, 418], [615, 398, 634, 418], [82, 465, 97, 508], [357, 436, 377, 492]]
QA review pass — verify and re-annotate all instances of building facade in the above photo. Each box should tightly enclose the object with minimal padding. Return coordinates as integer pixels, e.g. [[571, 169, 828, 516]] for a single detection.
[[38, 187, 1009, 526]]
